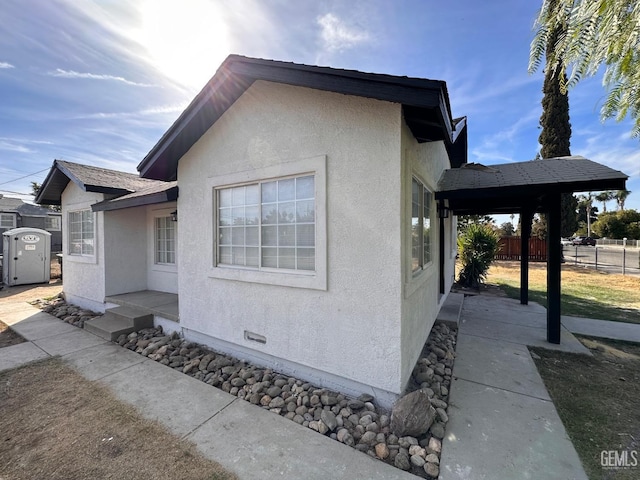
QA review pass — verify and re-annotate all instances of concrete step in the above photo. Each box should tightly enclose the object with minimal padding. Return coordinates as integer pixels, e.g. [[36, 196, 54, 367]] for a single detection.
[[84, 306, 154, 341]]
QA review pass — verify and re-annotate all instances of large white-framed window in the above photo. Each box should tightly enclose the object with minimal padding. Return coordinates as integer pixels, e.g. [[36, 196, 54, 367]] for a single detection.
[[155, 215, 176, 265], [68, 209, 94, 256], [216, 174, 315, 272], [0, 213, 16, 229], [411, 176, 432, 273], [45, 216, 61, 231]]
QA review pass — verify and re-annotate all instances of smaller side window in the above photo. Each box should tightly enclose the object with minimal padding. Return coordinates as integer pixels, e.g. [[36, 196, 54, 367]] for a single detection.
[[155, 216, 176, 264], [68, 209, 94, 256], [0, 213, 16, 229], [410, 177, 433, 273], [45, 216, 61, 231]]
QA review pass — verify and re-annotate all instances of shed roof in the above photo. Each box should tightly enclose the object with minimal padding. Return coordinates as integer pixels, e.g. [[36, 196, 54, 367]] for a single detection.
[[0, 196, 59, 217], [436, 156, 628, 214], [35, 159, 163, 206], [137, 55, 467, 181]]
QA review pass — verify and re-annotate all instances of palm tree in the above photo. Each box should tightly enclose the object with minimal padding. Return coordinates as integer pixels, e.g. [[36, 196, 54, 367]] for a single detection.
[[594, 191, 614, 213], [614, 189, 631, 211], [578, 193, 594, 237]]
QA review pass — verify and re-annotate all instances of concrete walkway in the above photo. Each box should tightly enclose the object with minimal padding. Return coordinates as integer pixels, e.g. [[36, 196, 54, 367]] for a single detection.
[[0, 299, 414, 480]]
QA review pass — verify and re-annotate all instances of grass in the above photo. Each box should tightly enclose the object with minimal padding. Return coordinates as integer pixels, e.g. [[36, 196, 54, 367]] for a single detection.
[[486, 261, 640, 324], [0, 358, 238, 480], [0, 320, 26, 348], [531, 337, 640, 480]]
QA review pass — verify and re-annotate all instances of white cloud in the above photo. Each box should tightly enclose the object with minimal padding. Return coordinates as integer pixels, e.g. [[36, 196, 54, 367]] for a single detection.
[[73, 103, 186, 120], [317, 13, 370, 53], [0, 62, 14, 69], [48, 69, 154, 87]]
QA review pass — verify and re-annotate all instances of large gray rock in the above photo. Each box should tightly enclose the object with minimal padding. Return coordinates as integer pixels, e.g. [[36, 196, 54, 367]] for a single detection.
[[390, 390, 436, 437]]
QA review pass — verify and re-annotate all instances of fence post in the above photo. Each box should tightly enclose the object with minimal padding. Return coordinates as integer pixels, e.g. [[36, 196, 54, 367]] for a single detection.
[[623, 248, 626, 276], [595, 247, 598, 270], [574, 246, 578, 265]]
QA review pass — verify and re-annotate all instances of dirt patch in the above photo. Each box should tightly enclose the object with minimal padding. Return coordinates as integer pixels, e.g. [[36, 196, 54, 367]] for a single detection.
[[531, 337, 640, 480], [0, 358, 238, 480], [0, 280, 62, 302], [0, 320, 26, 348]]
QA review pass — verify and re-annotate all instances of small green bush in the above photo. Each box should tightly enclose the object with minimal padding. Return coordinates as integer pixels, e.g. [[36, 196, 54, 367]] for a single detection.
[[457, 224, 501, 288]]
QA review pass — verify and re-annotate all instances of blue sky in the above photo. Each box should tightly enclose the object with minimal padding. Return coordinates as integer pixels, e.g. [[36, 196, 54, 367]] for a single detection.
[[1, 0, 638, 215]]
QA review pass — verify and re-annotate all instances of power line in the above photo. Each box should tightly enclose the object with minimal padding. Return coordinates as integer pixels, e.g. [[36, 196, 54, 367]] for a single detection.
[[0, 167, 49, 187], [0, 189, 32, 196]]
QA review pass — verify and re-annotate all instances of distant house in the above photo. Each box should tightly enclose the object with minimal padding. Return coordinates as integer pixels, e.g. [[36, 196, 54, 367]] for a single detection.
[[37, 56, 465, 407], [0, 195, 62, 252]]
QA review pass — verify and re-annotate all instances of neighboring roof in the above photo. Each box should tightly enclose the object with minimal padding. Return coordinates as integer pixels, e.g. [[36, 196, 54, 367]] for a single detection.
[[0, 196, 59, 217], [92, 181, 178, 212], [35, 159, 163, 206], [138, 55, 467, 181], [436, 156, 628, 215]]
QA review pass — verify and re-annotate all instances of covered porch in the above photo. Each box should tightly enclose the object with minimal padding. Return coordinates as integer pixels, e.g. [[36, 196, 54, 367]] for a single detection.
[[436, 155, 627, 344]]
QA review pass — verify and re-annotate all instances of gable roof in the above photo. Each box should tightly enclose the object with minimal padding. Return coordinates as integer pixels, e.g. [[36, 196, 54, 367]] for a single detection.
[[35, 159, 163, 206], [436, 156, 628, 215], [91, 181, 178, 212], [137, 55, 467, 181], [0, 196, 59, 217]]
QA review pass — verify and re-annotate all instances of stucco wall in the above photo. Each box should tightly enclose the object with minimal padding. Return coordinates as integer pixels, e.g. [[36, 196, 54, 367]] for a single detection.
[[399, 125, 454, 389], [61, 182, 106, 312], [146, 202, 178, 293], [103, 207, 148, 296], [177, 81, 405, 397]]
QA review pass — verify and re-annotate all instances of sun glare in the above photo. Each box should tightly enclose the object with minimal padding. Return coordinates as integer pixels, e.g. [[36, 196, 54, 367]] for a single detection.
[[137, 0, 230, 90]]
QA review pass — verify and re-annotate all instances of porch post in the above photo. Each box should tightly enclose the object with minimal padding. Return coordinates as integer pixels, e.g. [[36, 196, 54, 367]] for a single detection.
[[546, 194, 562, 344], [520, 207, 533, 305]]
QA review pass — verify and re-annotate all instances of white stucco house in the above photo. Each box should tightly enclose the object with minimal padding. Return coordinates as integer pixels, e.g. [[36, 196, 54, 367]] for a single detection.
[[36, 56, 466, 406]]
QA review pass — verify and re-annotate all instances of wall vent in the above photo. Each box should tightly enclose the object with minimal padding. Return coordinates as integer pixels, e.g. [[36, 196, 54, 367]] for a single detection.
[[244, 330, 266, 344]]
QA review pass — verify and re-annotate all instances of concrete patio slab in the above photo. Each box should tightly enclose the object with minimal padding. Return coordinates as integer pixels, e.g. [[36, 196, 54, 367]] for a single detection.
[[562, 315, 640, 343], [440, 378, 587, 480], [0, 341, 49, 372], [10, 314, 79, 341], [453, 334, 550, 400], [97, 360, 236, 438], [63, 342, 146, 381], [187, 398, 416, 480], [0, 304, 48, 326]]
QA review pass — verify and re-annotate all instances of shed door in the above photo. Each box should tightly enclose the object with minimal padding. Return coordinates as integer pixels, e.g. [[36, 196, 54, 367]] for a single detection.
[[10, 233, 47, 285]]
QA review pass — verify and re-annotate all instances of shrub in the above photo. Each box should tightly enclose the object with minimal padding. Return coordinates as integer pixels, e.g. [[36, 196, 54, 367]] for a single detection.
[[457, 223, 501, 288]]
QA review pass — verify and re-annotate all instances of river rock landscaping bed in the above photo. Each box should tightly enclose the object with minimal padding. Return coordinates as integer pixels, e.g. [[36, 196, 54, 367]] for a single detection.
[[38, 297, 457, 479]]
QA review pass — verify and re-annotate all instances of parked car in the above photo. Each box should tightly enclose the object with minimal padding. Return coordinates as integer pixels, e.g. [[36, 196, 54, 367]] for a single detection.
[[572, 236, 597, 246], [560, 238, 572, 246]]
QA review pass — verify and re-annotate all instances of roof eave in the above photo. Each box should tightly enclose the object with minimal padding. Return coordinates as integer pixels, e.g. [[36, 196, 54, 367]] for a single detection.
[[91, 185, 179, 212]]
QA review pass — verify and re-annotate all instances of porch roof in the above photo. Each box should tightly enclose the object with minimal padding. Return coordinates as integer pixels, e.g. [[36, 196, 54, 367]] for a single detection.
[[137, 55, 468, 181], [91, 181, 178, 212], [35, 159, 164, 206], [435, 156, 628, 215]]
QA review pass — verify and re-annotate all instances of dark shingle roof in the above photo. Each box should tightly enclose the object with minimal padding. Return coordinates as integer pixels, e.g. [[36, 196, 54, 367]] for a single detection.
[[35, 159, 165, 206], [436, 156, 628, 215], [91, 181, 178, 212], [137, 55, 467, 181], [0, 196, 57, 217]]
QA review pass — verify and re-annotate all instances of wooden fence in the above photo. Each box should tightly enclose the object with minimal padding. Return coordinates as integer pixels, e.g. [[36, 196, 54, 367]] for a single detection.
[[496, 236, 547, 261]]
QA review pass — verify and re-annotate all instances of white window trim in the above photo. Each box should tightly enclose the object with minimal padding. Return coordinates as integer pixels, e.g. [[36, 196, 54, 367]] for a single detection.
[[67, 208, 96, 260], [149, 205, 178, 273], [209, 155, 327, 291], [0, 213, 16, 229], [405, 172, 436, 298], [154, 215, 177, 266]]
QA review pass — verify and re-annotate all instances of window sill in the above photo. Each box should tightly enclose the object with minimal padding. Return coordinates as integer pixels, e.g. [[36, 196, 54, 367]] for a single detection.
[[209, 265, 326, 291], [405, 262, 435, 298], [65, 254, 97, 265]]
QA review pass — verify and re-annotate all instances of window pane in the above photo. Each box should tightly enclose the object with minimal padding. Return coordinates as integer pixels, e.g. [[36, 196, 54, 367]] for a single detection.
[[232, 207, 245, 225], [232, 246, 245, 265], [245, 184, 260, 204], [231, 227, 245, 245], [278, 202, 295, 224], [219, 207, 232, 226], [219, 227, 231, 245], [246, 247, 259, 267], [411, 178, 422, 271], [296, 200, 314, 222], [278, 179, 295, 201], [219, 189, 232, 208], [296, 176, 314, 199], [262, 247, 277, 268], [423, 188, 431, 264], [262, 181, 277, 203], [278, 225, 295, 246], [297, 248, 315, 270], [262, 205, 278, 225], [232, 186, 245, 206], [245, 205, 259, 225], [219, 246, 232, 264], [296, 224, 314, 246], [278, 248, 295, 269], [245, 226, 259, 246], [262, 226, 277, 246]]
